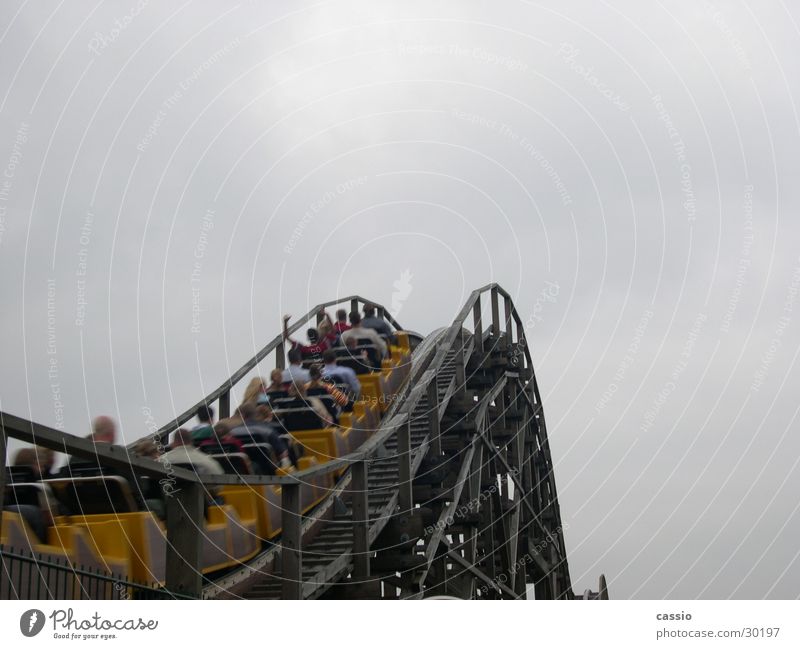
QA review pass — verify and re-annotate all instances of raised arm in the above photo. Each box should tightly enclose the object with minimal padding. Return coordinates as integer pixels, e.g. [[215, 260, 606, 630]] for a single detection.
[[282, 314, 298, 345]]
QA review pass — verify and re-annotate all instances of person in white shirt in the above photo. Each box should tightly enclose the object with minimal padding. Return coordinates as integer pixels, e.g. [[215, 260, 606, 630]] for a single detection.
[[161, 429, 224, 478], [340, 312, 388, 358], [321, 349, 361, 398], [281, 348, 311, 384], [361, 303, 393, 338]]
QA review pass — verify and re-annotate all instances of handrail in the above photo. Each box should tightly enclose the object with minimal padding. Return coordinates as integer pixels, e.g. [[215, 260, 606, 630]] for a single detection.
[[149, 294, 403, 443], [0, 411, 201, 483], [0, 407, 409, 487]]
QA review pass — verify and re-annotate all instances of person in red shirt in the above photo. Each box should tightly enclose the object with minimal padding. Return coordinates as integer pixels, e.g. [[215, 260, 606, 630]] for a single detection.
[[282, 310, 337, 359], [199, 421, 245, 454], [333, 308, 351, 335]]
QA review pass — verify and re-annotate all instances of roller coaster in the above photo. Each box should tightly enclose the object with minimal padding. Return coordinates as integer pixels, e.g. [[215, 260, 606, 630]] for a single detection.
[[0, 284, 606, 600]]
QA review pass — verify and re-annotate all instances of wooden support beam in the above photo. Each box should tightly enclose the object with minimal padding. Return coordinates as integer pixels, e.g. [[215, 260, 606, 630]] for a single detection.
[[275, 341, 285, 370], [351, 460, 370, 579], [455, 330, 467, 393], [165, 482, 204, 597], [397, 420, 413, 514], [218, 390, 230, 420], [504, 295, 514, 343], [478, 431, 562, 564], [472, 300, 483, 353], [463, 444, 483, 597], [445, 548, 518, 599], [491, 287, 501, 338], [281, 482, 303, 599], [479, 469, 498, 588], [350, 298, 359, 315], [426, 379, 441, 456]]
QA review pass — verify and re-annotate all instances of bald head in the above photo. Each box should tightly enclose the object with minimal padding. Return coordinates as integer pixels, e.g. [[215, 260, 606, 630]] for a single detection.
[[92, 416, 116, 444]]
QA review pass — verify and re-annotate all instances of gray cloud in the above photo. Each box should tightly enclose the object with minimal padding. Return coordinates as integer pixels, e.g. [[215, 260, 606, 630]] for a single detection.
[[1, 0, 799, 599]]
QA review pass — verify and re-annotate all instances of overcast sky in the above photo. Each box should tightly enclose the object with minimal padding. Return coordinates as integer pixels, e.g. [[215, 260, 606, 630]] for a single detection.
[[1, 1, 799, 599]]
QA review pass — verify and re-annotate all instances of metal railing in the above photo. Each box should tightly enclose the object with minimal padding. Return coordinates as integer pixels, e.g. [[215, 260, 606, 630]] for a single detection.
[[0, 545, 188, 600]]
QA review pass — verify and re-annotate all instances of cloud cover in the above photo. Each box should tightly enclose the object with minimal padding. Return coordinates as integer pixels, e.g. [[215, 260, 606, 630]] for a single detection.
[[1, 0, 799, 598]]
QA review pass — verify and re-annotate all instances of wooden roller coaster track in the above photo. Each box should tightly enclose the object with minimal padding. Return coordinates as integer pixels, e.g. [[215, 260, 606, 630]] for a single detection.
[[1, 284, 600, 600]]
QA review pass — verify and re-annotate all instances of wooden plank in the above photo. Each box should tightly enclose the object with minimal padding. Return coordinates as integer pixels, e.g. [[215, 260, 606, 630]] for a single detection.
[[165, 482, 204, 597]]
